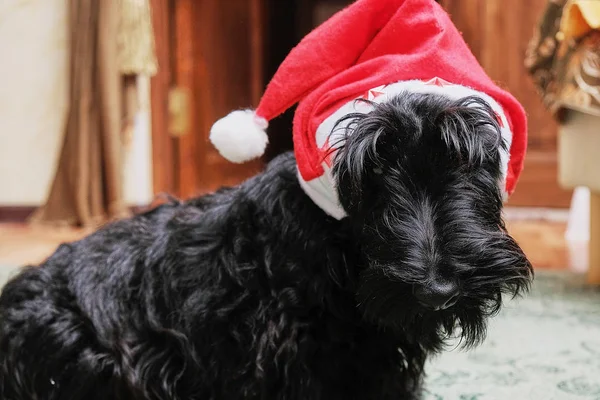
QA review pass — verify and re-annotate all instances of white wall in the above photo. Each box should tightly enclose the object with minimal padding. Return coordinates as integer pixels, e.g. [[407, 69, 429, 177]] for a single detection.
[[123, 75, 154, 207], [0, 0, 69, 206], [0, 0, 154, 207]]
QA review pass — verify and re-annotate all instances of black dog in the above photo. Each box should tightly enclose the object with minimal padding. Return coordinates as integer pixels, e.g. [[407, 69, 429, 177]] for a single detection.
[[0, 93, 532, 399]]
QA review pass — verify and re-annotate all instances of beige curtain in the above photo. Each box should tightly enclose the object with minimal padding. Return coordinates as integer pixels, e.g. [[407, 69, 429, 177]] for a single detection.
[[30, 0, 157, 227]]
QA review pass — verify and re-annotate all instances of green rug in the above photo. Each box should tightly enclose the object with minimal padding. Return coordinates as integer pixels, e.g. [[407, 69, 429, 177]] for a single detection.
[[0, 265, 21, 288], [0, 266, 599, 398], [424, 272, 600, 399]]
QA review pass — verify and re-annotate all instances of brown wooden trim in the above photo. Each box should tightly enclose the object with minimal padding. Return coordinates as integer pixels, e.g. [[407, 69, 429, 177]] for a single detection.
[[589, 192, 600, 285], [249, 0, 266, 106], [0, 205, 156, 222], [173, 0, 198, 199], [507, 151, 573, 208], [0, 207, 36, 222], [150, 0, 176, 196]]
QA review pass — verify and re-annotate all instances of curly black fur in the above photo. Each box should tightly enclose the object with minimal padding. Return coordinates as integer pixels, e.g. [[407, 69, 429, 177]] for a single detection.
[[0, 93, 532, 399], [333, 94, 532, 351]]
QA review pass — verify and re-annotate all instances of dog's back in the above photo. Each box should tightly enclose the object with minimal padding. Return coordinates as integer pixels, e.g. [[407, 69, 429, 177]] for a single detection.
[[0, 154, 400, 400], [0, 201, 189, 398]]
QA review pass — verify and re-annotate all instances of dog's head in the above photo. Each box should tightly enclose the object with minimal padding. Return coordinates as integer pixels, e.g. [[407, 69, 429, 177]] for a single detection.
[[331, 92, 533, 350]]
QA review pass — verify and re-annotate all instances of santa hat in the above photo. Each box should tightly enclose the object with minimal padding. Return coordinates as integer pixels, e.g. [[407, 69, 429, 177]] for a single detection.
[[210, 0, 527, 219]]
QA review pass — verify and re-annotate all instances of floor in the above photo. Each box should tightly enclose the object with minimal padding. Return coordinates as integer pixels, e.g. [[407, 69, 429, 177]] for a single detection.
[[0, 216, 575, 271], [0, 223, 89, 267], [2, 215, 598, 399], [508, 219, 570, 270], [424, 270, 600, 399]]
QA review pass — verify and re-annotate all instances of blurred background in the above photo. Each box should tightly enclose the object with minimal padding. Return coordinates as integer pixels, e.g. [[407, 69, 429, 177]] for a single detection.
[[0, 1, 599, 397]]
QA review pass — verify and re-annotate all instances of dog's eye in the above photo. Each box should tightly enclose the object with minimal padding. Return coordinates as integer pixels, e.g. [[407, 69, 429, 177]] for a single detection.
[[373, 168, 383, 175]]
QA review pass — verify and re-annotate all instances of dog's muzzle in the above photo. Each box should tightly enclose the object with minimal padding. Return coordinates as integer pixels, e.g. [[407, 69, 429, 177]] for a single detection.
[[413, 279, 460, 311]]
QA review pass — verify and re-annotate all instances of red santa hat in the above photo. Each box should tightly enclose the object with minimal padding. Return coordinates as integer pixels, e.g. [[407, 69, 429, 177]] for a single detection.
[[210, 0, 527, 218]]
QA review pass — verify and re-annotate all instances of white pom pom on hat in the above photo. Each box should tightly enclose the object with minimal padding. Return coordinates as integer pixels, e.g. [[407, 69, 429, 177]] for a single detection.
[[209, 110, 269, 163]]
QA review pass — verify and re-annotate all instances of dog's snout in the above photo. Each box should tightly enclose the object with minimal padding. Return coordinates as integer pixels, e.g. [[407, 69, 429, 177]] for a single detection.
[[414, 279, 460, 311]]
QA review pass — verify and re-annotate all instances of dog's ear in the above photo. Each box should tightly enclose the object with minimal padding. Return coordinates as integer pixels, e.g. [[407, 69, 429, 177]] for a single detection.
[[330, 108, 391, 213], [436, 96, 505, 171]]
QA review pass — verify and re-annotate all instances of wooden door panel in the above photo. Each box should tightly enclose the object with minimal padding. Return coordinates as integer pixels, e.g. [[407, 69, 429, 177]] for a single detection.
[[438, 0, 486, 60], [173, 0, 198, 199], [151, 0, 265, 200], [150, 0, 176, 196], [188, 0, 265, 196]]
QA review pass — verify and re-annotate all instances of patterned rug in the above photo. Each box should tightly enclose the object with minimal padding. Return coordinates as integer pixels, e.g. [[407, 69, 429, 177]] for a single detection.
[[0, 266, 599, 398], [424, 271, 600, 400]]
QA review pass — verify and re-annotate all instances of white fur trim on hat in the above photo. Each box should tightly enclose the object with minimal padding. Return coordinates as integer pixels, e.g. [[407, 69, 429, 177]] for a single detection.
[[315, 79, 513, 192], [209, 109, 269, 163], [300, 79, 514, 220], [297, 168, 346, 219]]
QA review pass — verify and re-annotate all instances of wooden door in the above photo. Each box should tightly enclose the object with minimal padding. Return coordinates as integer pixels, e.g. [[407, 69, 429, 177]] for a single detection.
[[150, 0, 265, 200], [439, 0, 572, 207]]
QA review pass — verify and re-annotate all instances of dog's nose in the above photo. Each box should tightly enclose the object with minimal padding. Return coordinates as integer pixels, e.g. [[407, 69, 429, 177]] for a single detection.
[[414, 280, 460, 310]]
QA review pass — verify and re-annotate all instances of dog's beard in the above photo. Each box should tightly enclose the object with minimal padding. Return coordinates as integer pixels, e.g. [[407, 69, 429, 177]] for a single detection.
[[351, 189, 532, 353], [352, 190, 532, 353], [355, 223, 532, 352], [356, 267, 493, 351], [329, 92, 533, 352]]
